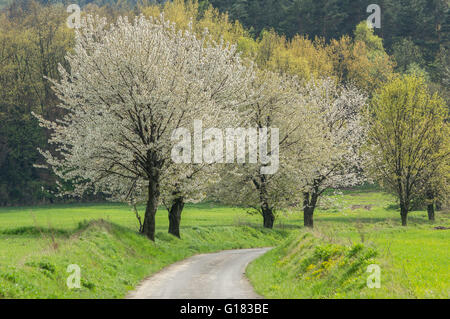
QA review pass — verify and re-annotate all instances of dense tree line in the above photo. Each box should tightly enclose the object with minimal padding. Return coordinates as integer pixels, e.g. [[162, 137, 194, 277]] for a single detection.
[[0, 0, 139, 205], [207, 0, 450, 104], [207, 1, 448, 67], [0, 1, 72, 204]]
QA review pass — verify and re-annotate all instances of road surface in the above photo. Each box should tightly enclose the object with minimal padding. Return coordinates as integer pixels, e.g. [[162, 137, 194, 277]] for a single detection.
[[126, 247, 271, 299]]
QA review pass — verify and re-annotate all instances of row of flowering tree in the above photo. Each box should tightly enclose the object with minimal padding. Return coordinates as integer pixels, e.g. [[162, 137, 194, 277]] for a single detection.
[[35, 15, 254, 241], [35, 14, 448, 240]]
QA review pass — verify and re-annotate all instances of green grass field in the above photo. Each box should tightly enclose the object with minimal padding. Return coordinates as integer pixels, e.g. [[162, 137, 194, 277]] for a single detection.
[[0, 202, 288, 298], [0, 190, 448, 298], [247, 191, 450, 299]]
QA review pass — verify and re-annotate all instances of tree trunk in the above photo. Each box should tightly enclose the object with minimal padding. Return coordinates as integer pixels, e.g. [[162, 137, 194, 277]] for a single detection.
[[426, 189, 435, 221], [168, 197, 184, 238], [304, 207, 314, 228], [400, 202, 408, 226], [303, 191, 319, 228], [427, 203, 435, 221], [262, 205, 274, 229], [253, 174, 274, 229], [142, 177, 160, 241]]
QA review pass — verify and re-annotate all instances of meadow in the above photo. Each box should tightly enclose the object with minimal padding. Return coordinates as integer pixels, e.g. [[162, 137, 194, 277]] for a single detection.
[[247, 191, 450, 299], [0, 190, 448, 298]]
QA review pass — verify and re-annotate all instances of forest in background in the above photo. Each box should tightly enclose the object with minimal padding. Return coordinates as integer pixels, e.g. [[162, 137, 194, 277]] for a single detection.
[[0, 0, 448, 206]]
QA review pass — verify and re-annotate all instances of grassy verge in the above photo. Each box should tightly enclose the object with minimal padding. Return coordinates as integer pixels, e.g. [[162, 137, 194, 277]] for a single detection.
[[247, 216, 450, 299], [0, 220, 287, 298], [247, 232, 380, 298]]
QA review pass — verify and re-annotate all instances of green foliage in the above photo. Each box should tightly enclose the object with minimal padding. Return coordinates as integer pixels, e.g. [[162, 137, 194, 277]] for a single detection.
[[405, 63, 431, 82], [392, 38, 426, 73], [208, 0, 448, 66], [366, 74, 449, 224], [0, 0, 74, 205], [328, 24, 394, 93], [354, 21, 384, 53]]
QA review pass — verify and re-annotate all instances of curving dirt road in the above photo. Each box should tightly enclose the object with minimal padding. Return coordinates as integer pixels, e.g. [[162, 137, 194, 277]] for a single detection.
[[126, 248, 271, 299]]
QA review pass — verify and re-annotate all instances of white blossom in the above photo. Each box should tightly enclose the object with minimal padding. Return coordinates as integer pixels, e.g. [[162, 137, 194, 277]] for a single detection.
[[34, 14, 255, 239]]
